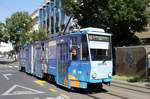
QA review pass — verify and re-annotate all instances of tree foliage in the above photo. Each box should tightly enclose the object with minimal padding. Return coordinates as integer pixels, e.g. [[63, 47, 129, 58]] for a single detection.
[[29, 29, 48, 43], [0, 22, 9, 43], [62, 0, 80, 14], [5, 12, 32, 52], [62, 0, 150, 46], [0, 22, 5, 42]]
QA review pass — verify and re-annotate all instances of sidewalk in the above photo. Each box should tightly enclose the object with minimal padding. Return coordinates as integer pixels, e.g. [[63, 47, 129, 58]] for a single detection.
[[112, 79, 150, 89]]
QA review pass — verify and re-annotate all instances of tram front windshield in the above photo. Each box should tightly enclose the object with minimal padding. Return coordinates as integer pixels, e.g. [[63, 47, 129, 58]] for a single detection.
[[88, 34, 111, 61]]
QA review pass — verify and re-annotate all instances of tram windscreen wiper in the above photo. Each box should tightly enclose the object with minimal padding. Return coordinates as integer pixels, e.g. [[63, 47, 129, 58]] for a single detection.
[[102, 57, 107, 63]]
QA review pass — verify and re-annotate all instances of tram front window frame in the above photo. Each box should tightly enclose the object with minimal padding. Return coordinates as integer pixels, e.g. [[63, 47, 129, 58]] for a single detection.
[[70, 34, 90, 61], [81, 34, 89, 61], [88, 34, 112, 61], [90, 49, 111, 61]]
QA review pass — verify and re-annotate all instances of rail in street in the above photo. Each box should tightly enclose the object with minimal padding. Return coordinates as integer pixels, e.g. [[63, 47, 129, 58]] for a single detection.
[[111, 82, 150, 94]]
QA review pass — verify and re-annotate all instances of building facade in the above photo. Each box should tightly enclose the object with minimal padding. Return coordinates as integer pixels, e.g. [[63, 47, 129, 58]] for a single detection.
[[31, 9, 39, 32], [37, 0, 72, 38]]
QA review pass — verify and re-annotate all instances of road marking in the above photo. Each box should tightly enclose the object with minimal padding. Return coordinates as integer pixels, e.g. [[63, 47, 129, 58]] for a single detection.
[[48, 88, 57, 92], [9, 66, 13, 68], [34, 80, 46, 86], [2, 84, 45, 96], [14, 65, 18, 68], [34, 96, 65, 99], [3, 73, 12, 80], [60, 94, 70, 99], [46, 96, 65, 99]]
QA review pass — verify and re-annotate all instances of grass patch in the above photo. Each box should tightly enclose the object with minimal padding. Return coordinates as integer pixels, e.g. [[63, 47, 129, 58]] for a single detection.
[[113, 75, 150, 83]]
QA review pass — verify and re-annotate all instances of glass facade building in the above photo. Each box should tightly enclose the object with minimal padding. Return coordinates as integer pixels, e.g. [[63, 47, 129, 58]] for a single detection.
[[39, 0, 71, 37]]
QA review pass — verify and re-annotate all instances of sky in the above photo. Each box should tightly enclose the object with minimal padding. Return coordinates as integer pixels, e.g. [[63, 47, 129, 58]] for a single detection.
[[0, 0, 44, 22]]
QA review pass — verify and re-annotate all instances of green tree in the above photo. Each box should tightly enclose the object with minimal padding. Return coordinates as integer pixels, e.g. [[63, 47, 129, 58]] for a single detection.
[[5, 12, 32, 52], [29, 29, 48, 43], [62, 0, 150, 46], [0, 22, 9, 43], [62, 0, 80, 14], [0, 22, 5, 42]]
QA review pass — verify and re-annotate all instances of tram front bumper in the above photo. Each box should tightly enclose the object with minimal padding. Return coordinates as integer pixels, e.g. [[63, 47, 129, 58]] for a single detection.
[[89, 77, 112, 84]]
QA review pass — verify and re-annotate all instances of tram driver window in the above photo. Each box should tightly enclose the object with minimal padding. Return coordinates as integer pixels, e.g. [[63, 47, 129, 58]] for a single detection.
[[90, 49, 110, 61], [71, 36, 78, 60], [71, 48, 78, 60]]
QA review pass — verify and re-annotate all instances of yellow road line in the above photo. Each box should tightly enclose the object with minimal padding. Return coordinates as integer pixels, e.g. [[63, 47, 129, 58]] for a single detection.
[[48, 88, 57, 92], [60, 94, 70, 99], [34, 80, 46, 86]]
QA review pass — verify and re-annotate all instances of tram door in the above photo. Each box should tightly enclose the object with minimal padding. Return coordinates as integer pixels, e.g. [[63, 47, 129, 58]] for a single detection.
[[25, 47, 30, 73], [34, 45, 43, 78], [57, 43, 69, 86]]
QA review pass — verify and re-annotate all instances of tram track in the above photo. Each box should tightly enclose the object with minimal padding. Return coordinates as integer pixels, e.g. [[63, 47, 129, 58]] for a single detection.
[[85, 81, 150, 99], [82, 88, 130, 99], [99, 82, 150, 99], [106, 91, 129, 99], [113, 81, 150, 89], [111, 82, 150, 94], [86, 90, 129, 99]]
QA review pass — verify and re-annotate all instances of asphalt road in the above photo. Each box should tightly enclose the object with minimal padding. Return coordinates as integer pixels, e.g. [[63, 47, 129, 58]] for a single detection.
[[0, 58, 150, 99], [0, 65, 116, 99]]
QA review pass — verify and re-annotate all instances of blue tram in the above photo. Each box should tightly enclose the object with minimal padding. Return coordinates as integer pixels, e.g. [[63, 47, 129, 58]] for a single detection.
[[19, 27, 113, 89]]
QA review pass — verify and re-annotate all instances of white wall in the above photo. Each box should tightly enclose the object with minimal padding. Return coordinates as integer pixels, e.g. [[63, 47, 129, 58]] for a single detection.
[[0, 42, 13, 53]]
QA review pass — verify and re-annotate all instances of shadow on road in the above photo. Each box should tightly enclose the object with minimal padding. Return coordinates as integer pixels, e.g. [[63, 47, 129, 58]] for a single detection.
[[47, 80, 108, 94], [54, 84, 108, 99], [23, 71, 108, 99]]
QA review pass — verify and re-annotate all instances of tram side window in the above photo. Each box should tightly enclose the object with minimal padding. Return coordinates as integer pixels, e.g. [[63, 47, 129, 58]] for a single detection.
[[82, 35, 89, 61]]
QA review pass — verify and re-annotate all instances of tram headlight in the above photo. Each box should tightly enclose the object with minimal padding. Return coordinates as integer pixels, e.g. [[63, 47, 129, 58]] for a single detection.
[[92, 73, 97, 79], [108, 72, 112, 77]]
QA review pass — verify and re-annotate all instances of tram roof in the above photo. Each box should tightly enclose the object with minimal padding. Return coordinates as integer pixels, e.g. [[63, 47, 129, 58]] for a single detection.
[[81, 27, 105, 32], [70, 27, 112, 36]]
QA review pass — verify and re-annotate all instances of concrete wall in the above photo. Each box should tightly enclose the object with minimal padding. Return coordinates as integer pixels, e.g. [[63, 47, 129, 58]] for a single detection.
[[115, 46, 147, 77]]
